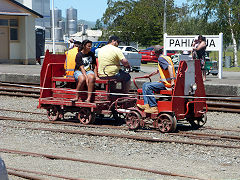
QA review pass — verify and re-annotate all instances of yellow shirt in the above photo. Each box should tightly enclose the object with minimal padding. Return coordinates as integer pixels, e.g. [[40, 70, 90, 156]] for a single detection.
[[98, 44, 125, 77]]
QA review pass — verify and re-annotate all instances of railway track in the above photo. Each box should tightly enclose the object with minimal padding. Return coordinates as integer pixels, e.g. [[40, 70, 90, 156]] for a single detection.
[[1, 109, 239, 179], [0, 82, 240, 113], [0, 114, 240, 149], [206, 95, 240, 113], [1, 148, 204, 180], [7, 167, 80, 180], [1, 76, 239, 180], [1, 107, 240, 134], [0, 82, 40, 98]]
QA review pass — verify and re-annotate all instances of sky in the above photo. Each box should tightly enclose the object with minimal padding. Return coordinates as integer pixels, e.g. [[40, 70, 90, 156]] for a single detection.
[[51, 0, 108, 22], [51, 0, 185, 22]]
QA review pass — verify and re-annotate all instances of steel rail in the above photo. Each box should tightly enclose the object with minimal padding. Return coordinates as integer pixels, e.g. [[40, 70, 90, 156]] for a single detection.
[[7, 169, 43, 180], [0, 87, 39, 94], [1, 82, 240, 102], [0, 115, 125, 130], [0, 108, 45, 115], [176, 131, 240, 141], [7, 167, 81, 180], [204, 126, 240, 133], [1, 124, 240, 149], [1, 83, 240, 113], [1, 148, 206, 180], [206, 106, 240, 113], [0, 91, 39, 98], [1, 115, 240, 142]]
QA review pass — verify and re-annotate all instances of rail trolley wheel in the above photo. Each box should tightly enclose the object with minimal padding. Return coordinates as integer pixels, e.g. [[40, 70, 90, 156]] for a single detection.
[[189, 113, 207, 129], [157, 114, 177, 133], [78, 108, 96, 125], [47, 106, 60, 121], [125, 111, 141, 130]]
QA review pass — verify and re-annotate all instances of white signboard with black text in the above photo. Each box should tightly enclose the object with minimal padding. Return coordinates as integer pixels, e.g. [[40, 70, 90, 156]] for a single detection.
[[163, 33, 223, 79]]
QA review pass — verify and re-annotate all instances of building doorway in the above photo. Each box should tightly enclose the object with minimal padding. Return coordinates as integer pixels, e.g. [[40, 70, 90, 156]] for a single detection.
[[0, 27, 9, 60]]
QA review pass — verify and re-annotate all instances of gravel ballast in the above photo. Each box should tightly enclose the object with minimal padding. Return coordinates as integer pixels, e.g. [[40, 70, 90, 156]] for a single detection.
[[0, 95, 240, 179]]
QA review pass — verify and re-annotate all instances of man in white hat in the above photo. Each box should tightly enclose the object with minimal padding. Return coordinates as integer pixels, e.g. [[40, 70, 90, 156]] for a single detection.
[[69, 38, 75, 49], [137, 45, 176, 114]]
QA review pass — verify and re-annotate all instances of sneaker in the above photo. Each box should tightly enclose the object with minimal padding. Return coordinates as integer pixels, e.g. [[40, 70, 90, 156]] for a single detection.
[[137, 104, 149, 110], [144, 106, 158, 113]]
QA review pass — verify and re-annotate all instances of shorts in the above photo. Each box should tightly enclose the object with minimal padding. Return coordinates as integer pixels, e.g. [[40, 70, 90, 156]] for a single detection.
[[100, 69, 131, 82], [74, 70, 94, 81], [201, 59, 205, 70]]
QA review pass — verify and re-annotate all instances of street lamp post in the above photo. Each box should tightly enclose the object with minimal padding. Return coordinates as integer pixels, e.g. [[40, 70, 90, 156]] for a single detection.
[[51, 0, 55, 54], [163, 0, 167, 34]]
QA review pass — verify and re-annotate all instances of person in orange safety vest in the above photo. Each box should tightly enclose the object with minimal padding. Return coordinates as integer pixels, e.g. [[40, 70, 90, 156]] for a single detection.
[[64, 41, 81, 78], [137, 45, 176, 113]]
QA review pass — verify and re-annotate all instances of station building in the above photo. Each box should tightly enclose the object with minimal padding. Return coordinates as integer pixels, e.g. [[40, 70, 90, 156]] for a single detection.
[[0, 0, 42, 64]]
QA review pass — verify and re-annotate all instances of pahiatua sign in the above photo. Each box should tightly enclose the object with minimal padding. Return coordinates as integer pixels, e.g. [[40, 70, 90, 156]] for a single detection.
[[164, 34, 221, 51], [163, 33, 223, 79]]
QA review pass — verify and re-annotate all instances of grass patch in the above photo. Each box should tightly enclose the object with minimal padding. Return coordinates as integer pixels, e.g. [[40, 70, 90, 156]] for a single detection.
[[222, 67, 240, 72], [141, 61, 240, 72], [141, 62, 157, 67], [209, 51, 240, 67]]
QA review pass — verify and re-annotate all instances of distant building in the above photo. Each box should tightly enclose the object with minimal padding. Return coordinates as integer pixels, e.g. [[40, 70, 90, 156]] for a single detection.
[[0, 0, 43, 64], [70, 29, 103, 42], [66, 7, 77, 35]]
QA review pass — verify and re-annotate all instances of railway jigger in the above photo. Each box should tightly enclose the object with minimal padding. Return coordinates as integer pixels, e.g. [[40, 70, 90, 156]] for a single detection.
[[38, 51, 207, 132]]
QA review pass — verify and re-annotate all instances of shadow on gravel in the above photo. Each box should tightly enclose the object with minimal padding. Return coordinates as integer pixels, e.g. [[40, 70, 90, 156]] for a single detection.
[[56, 116, 200, 132], [59, 115, 126, 126], [176, 124, 201, 132]]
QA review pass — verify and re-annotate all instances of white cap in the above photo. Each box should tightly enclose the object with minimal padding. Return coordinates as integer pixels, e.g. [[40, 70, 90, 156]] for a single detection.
[[194, 36, 199, 41]]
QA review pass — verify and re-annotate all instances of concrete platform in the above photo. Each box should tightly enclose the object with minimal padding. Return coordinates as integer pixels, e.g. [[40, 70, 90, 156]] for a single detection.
[[0, 64, 239, 96]]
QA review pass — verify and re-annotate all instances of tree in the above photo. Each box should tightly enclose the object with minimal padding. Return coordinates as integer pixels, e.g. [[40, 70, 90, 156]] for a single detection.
[[189, 0, 239, 66], [101, 0, 137, 44], [101, 0, 176, 46], [92, 19, 103, 30]]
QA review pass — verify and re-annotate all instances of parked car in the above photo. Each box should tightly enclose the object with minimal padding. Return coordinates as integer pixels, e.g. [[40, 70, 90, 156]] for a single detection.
[[91, 41, 107, 55], [118, 46, 139, 53], [118, 46, 141, 72], [205, 57, 218, 76], [139, 46, 176, 64]]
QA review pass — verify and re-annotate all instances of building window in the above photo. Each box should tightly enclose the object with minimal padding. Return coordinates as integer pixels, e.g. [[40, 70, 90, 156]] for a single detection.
[[0, 18, 19, 40], [10, 19, 18, 41], [0, 19, 8, 26], [10, 19, 18, 26], [10, 28, 18, 40]]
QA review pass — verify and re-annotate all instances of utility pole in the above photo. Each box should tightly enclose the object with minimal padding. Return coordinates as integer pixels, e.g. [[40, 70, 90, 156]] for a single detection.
[[163, 0, 167, 34], [51, 0, 55, 54]]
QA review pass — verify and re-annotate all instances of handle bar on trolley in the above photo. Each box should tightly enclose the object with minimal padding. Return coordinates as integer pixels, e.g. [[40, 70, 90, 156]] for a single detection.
[[133, 75, 152, 89]]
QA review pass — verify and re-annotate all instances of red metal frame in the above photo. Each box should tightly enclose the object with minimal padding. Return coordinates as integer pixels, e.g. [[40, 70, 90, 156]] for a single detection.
[[38, 51, 207, 131], [38, 51, 132, 116], [134, 59, 207, 120]]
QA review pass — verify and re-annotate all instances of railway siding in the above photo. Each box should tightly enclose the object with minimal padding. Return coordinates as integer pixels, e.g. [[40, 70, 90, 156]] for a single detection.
[[0, 95, 240, 179], [0, 64, 240, 96]]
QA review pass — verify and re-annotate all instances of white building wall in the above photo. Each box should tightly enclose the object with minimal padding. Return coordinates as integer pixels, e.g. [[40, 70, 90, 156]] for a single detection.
[[25, 16, 36, 62], [10, 16, 36, 64], [10, 16, 26, 60]]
